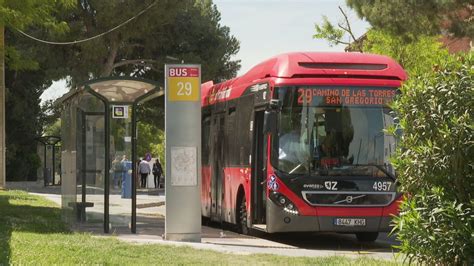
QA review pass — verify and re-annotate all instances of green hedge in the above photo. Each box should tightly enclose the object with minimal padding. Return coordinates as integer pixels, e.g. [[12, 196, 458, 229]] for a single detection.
[[391, 53, 473, 265]]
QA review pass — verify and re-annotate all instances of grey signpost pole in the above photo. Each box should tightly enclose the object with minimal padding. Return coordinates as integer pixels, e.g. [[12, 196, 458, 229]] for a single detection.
[[164, 64, 201, 242]]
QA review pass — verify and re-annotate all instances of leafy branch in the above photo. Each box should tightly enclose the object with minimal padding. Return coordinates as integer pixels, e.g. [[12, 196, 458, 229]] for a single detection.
[[313, 6, 362, 52]]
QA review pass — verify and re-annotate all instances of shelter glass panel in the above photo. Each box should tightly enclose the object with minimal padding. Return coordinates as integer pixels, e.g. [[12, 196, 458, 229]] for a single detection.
[[109, 105, 132, 231], [61, 96, 79, 224], [76, 92, 106, 227]]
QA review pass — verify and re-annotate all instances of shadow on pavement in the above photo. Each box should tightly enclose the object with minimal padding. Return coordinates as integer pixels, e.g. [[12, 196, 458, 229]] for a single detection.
[[261, 231, 399, 253], [6, 181, 61, 194], [5, 182, 399, 257]]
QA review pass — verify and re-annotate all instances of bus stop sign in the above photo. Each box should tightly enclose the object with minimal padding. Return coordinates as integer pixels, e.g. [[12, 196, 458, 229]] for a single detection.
[[168, 67, 200, 101], [164, 64, 202, 242]]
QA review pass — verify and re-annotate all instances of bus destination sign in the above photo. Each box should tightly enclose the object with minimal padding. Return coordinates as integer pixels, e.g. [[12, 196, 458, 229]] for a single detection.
[[297, 87, 396, 106]]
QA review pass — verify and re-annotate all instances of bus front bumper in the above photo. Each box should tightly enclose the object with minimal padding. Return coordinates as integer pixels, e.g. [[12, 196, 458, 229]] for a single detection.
[[265, 199, 394, 233]]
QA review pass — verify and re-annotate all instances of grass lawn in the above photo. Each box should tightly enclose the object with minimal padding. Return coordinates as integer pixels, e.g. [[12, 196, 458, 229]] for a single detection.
[[0, 190, 400, 265]]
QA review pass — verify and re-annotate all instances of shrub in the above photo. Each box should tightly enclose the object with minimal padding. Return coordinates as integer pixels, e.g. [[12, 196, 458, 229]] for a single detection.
[[391, 53, 473, 265]]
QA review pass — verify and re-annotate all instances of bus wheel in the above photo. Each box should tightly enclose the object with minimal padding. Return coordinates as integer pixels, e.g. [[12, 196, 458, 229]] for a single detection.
[[201, 216, 210, 226], [355, 232, 379, 242], [238, 196, 249, 235]]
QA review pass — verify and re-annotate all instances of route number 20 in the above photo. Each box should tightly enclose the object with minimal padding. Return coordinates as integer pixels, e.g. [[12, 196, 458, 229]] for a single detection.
[[177, 82, 192, 96]]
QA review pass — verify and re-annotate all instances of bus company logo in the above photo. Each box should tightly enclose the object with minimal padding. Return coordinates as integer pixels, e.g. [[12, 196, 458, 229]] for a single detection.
[[345, 196, 353, 203], [324, 181, 338, 191], [208, 86, 232, 104], [215, 88, 232, 101], [249, 83, 268, 92], [268, 175, 279, 191], [303, 184, 324, 189], [334, 194, 366, 204]]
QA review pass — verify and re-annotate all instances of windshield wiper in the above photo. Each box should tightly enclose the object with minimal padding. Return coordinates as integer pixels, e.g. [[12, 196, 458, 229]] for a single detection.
[[353, 164, 396, 181], [289, 163, 304, 174]]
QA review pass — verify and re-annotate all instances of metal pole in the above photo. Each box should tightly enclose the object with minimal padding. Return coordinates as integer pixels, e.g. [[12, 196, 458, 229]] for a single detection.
[[0, 25, 5, 189], [58, 145, 62, 183], [52, 144, 56, 185], [44, 144, 47, 186], [131, 104, 137, 233], [81, 113, 86, 221], [104, 103, 110, 233]]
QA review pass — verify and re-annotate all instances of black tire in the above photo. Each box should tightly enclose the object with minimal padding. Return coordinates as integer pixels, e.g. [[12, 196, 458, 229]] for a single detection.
[[201, 215, 210, 226], [237, 196, 249, 235], [356, 232, 379, 242]]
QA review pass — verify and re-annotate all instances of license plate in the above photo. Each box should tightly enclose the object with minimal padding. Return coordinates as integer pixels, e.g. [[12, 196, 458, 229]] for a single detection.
[[334, 218, 366, 226]]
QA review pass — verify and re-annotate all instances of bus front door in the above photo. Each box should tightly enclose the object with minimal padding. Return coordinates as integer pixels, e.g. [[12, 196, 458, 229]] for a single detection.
[[251, 110, 266, 225]]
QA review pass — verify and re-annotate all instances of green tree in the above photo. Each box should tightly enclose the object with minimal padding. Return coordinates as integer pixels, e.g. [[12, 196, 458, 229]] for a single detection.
[[346, 0, 473, 40], [313, 6, 362, 52], [313, 3, 473, 264], [362, 30, 450, 77], [391, 54, 473, 265], [2, 0, 240, 181], [1, 0, 75, 181], [1, 0, 74, 69], [42, 1, 240, 166], [52, 0, 240, 85], [313, 7, 451, 77], [40, 99, 62, 135], [5, 68, 46, 180], [137, 122, 165, 166]]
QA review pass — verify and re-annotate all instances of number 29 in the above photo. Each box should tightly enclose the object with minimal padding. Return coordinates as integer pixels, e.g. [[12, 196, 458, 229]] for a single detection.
[[177, 82, 192, 96]]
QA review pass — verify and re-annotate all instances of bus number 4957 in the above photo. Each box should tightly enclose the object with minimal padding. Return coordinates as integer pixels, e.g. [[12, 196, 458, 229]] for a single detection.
[[373, 181, 392, 191]]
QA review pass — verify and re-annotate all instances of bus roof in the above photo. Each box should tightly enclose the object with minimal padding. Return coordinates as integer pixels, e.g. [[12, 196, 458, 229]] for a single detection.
[[202, 52, 407, 105]]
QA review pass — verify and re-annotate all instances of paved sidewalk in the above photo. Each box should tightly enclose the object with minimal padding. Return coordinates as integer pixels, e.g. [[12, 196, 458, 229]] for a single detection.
[[6, 181, 401, 262]]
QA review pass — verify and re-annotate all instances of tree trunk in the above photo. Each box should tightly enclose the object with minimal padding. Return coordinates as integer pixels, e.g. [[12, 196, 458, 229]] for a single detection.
[[0, 25, 6, 188], [101, 34, 120, 77]]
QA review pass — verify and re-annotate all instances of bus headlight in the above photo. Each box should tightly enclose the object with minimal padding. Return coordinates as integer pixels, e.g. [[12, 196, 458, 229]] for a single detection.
[[279, 196, 286, 205], [270, 192, 299, 215]]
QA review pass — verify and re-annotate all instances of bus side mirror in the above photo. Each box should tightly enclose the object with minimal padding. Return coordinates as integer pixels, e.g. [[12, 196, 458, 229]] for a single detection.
[[264, 111, 277, 134]]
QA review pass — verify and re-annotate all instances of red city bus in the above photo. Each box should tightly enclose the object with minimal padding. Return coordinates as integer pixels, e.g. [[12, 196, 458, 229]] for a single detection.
[[200, 52, 407, 242]]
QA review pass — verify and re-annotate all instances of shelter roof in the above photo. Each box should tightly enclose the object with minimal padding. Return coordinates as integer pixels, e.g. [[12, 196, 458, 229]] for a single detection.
[[56, 77, 162, 105]]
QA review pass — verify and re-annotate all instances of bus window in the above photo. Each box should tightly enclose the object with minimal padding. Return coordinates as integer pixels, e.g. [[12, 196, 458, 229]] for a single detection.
[[272, 86, 397, 179]]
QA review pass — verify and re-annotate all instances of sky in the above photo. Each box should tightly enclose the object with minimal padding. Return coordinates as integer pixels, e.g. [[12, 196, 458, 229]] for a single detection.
[[40, 0, 370, 103]]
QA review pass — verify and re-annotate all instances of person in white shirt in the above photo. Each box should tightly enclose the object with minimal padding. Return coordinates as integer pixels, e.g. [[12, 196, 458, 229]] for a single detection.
[[138, 158, 151, 188]]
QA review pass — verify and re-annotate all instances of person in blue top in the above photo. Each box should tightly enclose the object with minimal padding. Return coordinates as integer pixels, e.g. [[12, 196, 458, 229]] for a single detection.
[[120, 154, 132, 198]]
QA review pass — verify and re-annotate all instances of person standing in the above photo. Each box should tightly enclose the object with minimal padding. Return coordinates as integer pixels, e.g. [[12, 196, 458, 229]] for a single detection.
[[152, 158, 163, 189], [111, 156, 123, 189], [138, 158, 151, 188]]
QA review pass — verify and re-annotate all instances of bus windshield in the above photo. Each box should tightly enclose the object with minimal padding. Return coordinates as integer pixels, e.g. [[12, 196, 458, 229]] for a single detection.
[[271, 86, 398, 178]]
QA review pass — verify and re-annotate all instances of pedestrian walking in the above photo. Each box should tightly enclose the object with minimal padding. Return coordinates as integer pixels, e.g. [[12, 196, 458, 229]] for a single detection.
[[138, 158, 151, 188], [152, 158, 163, 188]]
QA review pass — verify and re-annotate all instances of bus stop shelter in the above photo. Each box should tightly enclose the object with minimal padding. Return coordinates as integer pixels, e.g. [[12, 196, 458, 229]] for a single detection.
[[36, 135, 61, 186], [58, 77, 163, 233]]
